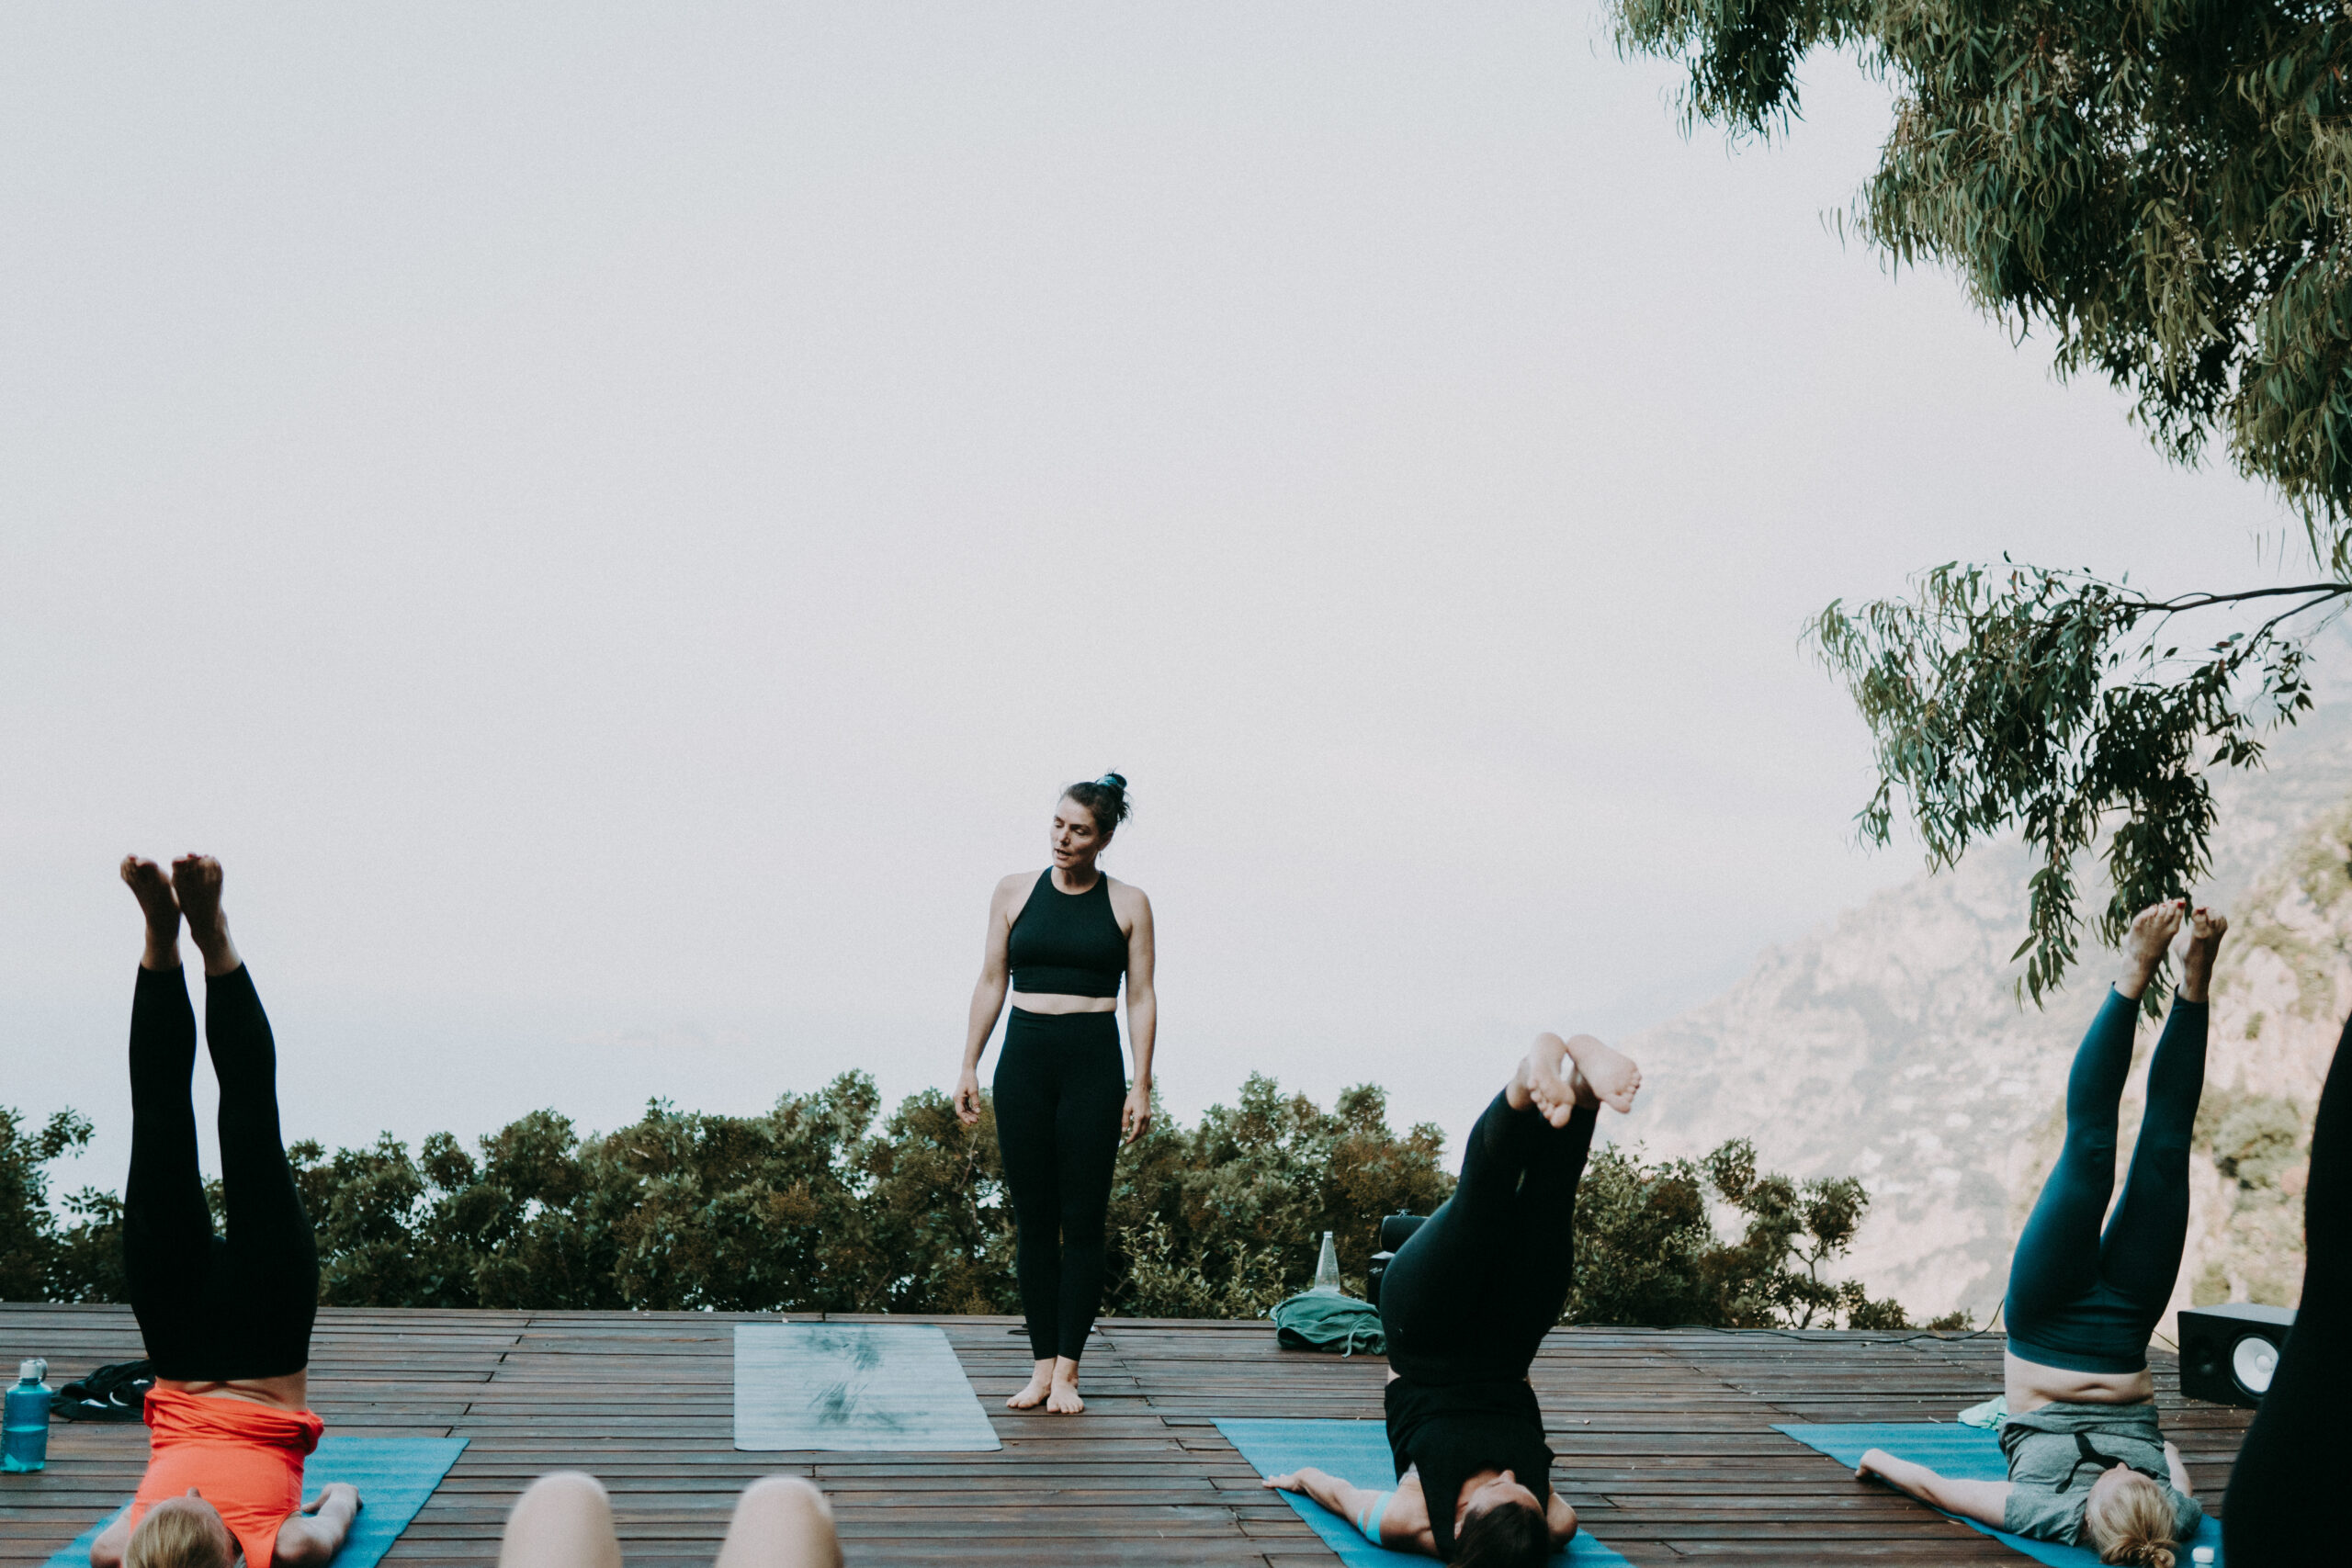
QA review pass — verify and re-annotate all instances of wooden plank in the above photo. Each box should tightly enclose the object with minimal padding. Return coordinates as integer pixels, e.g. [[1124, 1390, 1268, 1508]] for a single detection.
[[0, 1306, 2255, 1568]]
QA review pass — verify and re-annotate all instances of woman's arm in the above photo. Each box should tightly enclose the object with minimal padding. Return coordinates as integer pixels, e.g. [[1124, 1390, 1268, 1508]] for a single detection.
[[2164, 1440, 2193, 1496], [1545, 1492, 1579, 1545], [1855, 1449, 2010, 1529], [956, 879, 1019, 1126], [89, 1510, 131, 1568], [272, 1483, 362, 1568], [1120, 886, 1156, 1144], [1261, 1469, 1430, 1555]]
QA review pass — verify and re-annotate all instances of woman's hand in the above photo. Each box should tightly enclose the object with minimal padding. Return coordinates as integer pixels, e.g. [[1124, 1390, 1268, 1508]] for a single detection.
[[1123, 1082, 1153, 1144], [955, 1069, 983, 1127]]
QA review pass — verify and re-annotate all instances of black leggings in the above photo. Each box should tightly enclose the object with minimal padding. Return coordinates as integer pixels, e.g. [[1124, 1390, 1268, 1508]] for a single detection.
[[125, 964, 318, 1381], [993, 1008, 1125, 1362], [2222, 1008, 2350, 1562], [2005, 988, 2208, 1372], [1380, 1089, 1599, 1382]]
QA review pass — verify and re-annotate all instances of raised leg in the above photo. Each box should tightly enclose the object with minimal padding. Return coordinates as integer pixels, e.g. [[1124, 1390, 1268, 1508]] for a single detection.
[[2098, 911, 2223, 1322], [119, 859, 215, 1375], [1382, 1036, 1622, 1381], [175, 856, 318, 1376], [2005, 903, 2179, 1343]]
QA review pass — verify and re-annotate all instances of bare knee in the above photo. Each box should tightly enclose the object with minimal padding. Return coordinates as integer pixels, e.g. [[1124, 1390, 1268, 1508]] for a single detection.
[[735, 1475, 832, 1526], [721, 1477, 841, 1568], [518, 1472, 610, 1512]]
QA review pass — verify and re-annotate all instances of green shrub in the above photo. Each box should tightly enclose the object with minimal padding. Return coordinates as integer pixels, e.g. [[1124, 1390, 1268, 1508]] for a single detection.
[[3, 1082, 1906, 1329]]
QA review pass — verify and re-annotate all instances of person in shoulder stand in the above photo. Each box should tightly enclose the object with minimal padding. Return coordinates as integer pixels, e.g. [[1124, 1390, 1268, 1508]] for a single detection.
[[92, 856, 361, 1568], [1261, 1030, 1644, 1568], [1855, 900, 2225, 1568]]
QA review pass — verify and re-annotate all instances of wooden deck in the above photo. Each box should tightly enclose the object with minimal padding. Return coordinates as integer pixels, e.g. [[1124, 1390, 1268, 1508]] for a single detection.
[[0, 1304, 2252, 1565]]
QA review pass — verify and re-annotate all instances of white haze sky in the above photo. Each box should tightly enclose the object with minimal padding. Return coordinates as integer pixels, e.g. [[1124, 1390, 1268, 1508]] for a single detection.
[[1, 4, 2315, 1195]]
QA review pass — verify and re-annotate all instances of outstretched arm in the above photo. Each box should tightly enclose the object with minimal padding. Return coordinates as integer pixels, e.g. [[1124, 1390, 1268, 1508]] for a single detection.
[[273, 1483, 362, 1568], [1261, 1469, 1429, 1555], [1855, 1449, 2008, 1529]]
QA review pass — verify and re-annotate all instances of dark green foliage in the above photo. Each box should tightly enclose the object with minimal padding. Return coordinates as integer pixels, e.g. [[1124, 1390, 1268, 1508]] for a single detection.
[[2, 1087, 1908, 1331], [1812, 565, 2324, 1006], [1571, 1138, 1913, 1329], [1610, 0, 2352, 997], [0, 1107, 123, 1303]]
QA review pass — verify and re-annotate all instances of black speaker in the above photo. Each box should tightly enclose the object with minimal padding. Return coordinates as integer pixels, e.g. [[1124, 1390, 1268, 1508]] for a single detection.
[[2177, 1303, 2295, 1408], [1365, 1213, 1430, 1308]]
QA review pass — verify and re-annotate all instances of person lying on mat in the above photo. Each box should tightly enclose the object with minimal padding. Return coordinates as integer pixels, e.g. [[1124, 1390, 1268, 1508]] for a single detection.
[[1262, 1032, 1644, 1568], [1855, 900, 2223, 1568], [90, 857, 361, 1568], [496, 1472, 841, 1568]]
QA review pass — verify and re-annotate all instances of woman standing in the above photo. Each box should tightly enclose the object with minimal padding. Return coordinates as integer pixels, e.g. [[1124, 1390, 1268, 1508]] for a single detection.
[[955, 773, 1156, 1415]]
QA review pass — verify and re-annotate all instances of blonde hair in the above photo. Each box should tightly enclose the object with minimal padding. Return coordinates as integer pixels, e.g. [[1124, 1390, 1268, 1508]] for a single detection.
[[2083, 1472, 2178, 1568], [125, 1504, 235, 1568]]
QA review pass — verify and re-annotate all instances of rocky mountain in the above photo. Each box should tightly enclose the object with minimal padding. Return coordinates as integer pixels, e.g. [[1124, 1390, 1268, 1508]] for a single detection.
[[1614, 683, 2352, 1333]]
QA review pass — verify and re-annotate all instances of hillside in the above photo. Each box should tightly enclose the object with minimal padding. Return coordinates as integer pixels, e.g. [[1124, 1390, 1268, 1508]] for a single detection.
[[1614, 692, 2352, 1332]]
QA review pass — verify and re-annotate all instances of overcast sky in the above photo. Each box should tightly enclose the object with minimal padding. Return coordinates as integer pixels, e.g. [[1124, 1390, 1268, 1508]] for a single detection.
[[3, 4, 2312, 1194]]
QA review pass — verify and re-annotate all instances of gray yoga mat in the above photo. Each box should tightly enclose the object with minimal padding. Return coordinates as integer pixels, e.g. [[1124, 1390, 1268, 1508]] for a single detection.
[[732, 1322, 1001, 1451]]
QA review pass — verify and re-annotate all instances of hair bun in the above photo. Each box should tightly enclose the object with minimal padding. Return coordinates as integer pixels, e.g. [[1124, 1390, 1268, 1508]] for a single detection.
[[1096, 773, 1127, 791]]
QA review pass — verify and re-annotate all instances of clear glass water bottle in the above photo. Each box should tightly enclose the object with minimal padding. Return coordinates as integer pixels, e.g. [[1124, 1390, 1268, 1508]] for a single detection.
[[1311, 1230, 1341, 1293], [3, 1359, 49, 1473]]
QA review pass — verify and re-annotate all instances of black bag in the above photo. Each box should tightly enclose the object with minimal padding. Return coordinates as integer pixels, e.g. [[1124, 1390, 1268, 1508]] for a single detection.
[[51, 1359, 154, 1424]]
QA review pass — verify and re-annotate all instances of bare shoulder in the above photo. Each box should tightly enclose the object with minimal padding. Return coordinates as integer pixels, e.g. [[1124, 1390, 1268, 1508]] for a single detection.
[[1106, 876, 1151, 918]]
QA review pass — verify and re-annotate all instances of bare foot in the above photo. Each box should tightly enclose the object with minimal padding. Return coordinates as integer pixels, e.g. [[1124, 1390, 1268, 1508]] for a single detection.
[[1561, 1033, 1642, 1114], [170, 855, 241, 976], [1511, 1036, 1580, 1126], [120, 856, 182, 970], [1046, 1374, 1084, 1415], [2119, 899, 2185, 998], [2180, 907, 2229, 1003], [1007, 1360, 1053, 1411]]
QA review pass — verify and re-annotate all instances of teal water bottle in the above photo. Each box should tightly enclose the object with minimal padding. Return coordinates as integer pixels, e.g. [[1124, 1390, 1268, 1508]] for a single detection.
[[3, 1359, 49, 1472]]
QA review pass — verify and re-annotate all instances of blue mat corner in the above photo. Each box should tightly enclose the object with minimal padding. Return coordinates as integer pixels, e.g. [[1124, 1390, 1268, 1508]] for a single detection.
[[1774, 1422, 2222, 1568], [1217, 1417, 1633, 1567], [41, 1435, 469, 1568]]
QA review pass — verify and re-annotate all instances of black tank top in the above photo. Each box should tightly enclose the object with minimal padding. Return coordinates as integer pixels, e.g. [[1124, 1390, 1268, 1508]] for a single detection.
[[1384, 1377, 1554, 1561], [1007, 869, 1126, 998]]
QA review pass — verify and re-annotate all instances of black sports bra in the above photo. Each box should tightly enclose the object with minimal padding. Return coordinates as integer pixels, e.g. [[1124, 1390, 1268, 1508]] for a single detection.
[[1007, 869, 1126, 998]]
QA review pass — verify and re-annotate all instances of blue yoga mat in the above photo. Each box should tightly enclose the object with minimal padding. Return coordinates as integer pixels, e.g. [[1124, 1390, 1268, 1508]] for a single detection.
[[1774, 1423, 2223, 1568], [41, 1435, 469, 1568], [1217, 1418, 1634, 1567]]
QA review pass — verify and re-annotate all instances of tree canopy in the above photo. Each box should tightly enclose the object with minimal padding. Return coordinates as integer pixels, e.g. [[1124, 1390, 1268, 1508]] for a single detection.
[[1, 1078, 1920, 1331], [1612, 0, 2352, 996]]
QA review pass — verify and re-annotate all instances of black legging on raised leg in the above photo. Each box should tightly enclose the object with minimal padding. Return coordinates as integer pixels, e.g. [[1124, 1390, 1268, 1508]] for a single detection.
[[2005, 988, 2208, 1372], [993, 1007, 1125, 1362], [1381, 1089, 1600, 1383], [2222, 1008, 2351, 1562], [125, 963, 318, 1381]]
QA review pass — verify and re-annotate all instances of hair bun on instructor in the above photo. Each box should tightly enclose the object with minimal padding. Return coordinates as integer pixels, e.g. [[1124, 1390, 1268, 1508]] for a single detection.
[[1063, 773, 1132, 834]]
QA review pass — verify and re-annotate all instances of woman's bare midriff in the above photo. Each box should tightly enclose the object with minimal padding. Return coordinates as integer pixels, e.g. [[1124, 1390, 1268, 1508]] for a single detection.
[[1011, 992, 1118, 1015], [155, 1373, 310, 1413], [2004, 1349, 2154, 1413]]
